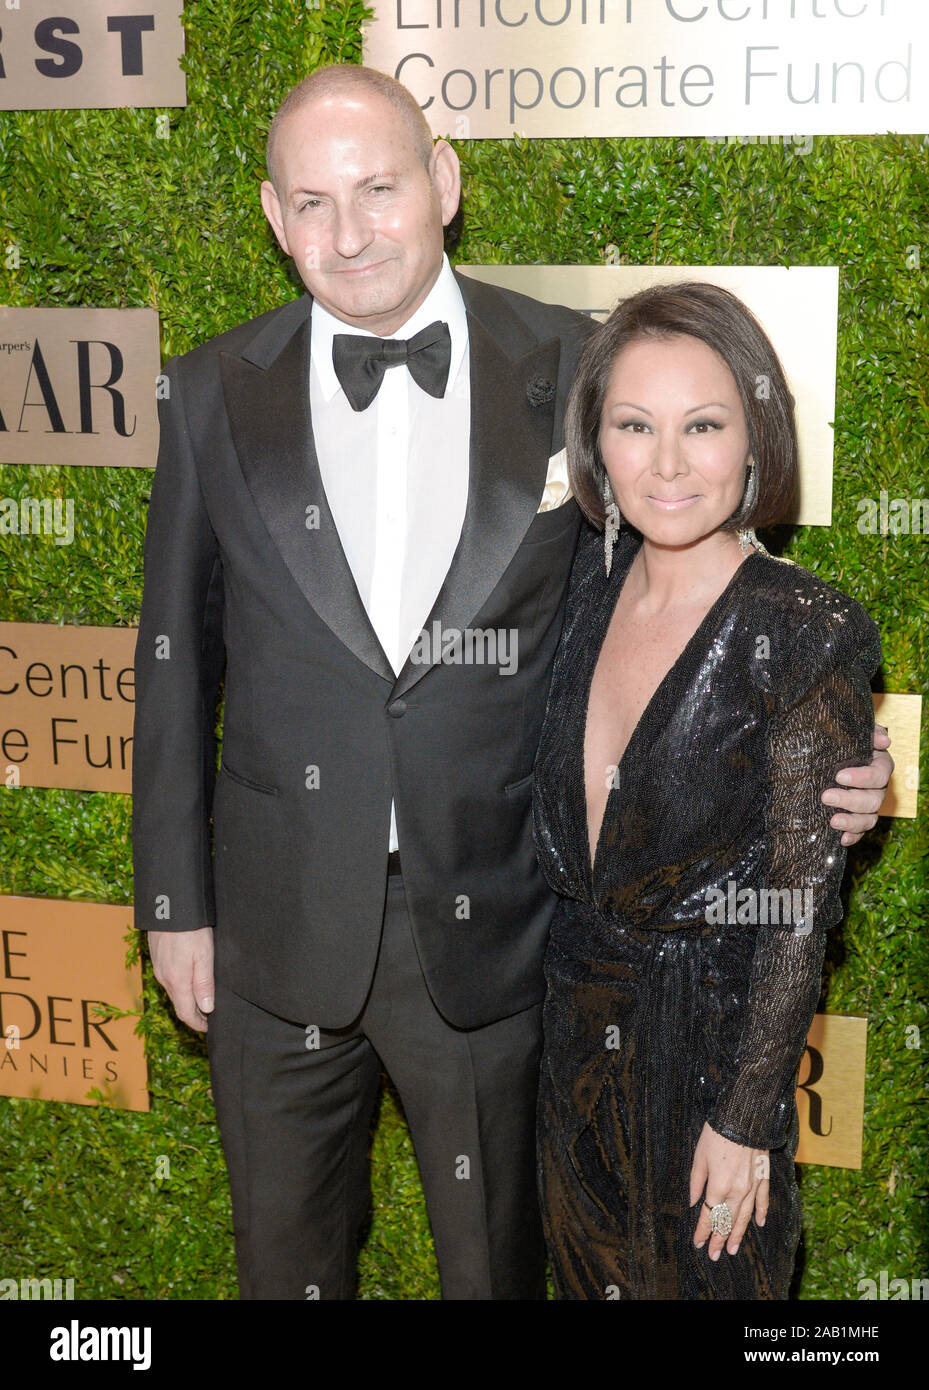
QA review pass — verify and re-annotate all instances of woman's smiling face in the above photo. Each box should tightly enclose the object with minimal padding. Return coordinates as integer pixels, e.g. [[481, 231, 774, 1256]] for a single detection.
[[598, 333, 754, 547]]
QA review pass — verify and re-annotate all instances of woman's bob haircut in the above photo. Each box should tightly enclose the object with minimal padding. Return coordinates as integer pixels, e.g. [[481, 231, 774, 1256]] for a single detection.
[[565, 280, 799, 533]]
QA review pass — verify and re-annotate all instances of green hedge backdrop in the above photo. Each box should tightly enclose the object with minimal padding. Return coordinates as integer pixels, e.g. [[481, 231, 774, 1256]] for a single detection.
[[0, 0, 926, 1300]]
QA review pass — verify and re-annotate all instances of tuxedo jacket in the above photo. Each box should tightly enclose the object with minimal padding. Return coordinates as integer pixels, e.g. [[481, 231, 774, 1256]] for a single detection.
[[131, 270, 596, 1029]]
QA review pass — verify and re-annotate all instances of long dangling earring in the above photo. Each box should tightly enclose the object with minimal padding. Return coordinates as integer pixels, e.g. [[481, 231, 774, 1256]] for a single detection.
[[736, 461, 767, 556], [603, 472, 621, 576]]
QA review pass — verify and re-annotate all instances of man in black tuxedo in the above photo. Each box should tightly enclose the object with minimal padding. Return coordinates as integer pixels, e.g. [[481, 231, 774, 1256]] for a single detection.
[[132, 64, 892, 1300]]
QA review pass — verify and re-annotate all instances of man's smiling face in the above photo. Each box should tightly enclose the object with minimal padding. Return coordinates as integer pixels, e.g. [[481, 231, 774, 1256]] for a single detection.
[[260, 89, 460, 337]]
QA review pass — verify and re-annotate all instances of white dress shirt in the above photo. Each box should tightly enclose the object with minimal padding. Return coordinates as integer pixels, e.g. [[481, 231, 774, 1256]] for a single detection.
[[310, 254, 471, 852]]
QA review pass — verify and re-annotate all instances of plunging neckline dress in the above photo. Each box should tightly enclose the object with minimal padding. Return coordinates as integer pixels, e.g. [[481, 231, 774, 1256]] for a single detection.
[[532, 524, 881, 1300], [584, 545, 762, 884]]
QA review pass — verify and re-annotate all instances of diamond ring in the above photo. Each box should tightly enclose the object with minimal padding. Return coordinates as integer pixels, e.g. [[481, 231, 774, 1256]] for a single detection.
[[704, 1201, 733, 1236]]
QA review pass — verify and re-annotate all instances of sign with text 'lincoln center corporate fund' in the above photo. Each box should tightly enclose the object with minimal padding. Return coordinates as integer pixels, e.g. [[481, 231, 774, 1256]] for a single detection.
[[364, 1, 928, 139]]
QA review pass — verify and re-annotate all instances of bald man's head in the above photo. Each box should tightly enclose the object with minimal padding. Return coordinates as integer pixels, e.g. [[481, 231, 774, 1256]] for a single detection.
[[266, 64, 434, 198], [258, 65, 461, 335]]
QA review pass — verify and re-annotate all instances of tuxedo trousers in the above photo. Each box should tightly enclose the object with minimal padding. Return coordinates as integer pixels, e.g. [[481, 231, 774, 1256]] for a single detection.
[[206, 872, 547, 1299]]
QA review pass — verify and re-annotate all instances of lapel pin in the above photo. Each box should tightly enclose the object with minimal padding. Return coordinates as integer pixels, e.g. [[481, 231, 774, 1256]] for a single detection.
[[527, 376, 555, 407]]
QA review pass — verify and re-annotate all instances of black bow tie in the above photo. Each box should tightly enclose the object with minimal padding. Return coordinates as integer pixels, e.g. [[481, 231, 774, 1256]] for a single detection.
[[332, 320, 452, 413]]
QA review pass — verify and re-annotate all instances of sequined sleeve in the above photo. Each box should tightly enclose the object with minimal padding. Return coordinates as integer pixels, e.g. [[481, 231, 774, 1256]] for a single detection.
[[706, 597, 882, 1151]]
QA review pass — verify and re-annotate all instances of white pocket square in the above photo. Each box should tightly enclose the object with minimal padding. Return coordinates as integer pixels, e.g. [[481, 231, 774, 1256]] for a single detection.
[[537, 447, 574, 513]]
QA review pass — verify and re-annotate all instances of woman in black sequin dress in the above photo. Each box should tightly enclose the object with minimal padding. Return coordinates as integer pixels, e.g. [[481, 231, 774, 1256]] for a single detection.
[[532, 282, 881, 1300]]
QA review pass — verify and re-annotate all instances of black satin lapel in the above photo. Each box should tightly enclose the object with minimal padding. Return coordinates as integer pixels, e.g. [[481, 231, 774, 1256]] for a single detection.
[[391, 316, 562, 699], [220, 323, 394, 683]]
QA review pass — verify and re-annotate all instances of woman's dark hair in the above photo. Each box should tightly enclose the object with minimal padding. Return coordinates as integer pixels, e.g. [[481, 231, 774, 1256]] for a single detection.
[[565, 280, 799, 532]]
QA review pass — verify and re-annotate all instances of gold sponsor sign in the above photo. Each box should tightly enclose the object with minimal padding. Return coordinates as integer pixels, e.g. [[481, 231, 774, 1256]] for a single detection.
[[0, 895, 148, 1112], [0, 1, 185, 111], [0, 623, 136, 793], [459, 263, 837, 525], [0, 307, 160, 469], [364, 0, 927, 139], [796, 1013, 867, 1169], [873, 692, 921, 820]]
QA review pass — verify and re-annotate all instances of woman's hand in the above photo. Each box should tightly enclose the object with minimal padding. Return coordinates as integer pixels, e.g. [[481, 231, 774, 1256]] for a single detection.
[[689, 1121, 769, 1260]]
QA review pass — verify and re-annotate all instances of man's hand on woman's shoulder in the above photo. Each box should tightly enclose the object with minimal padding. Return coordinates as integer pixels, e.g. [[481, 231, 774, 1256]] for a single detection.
[[822, 724, 893, 847]]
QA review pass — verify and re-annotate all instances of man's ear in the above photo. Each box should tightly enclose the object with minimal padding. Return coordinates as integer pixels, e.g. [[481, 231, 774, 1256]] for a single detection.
[[430, 140, 461, 228], [260, 180, 290, 256]]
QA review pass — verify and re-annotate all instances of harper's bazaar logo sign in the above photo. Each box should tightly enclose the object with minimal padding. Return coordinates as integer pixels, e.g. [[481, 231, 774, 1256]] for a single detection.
[[0, 1, 185, 111], [0, 308, 160, 469], [795, 1013, 867, 1170]]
